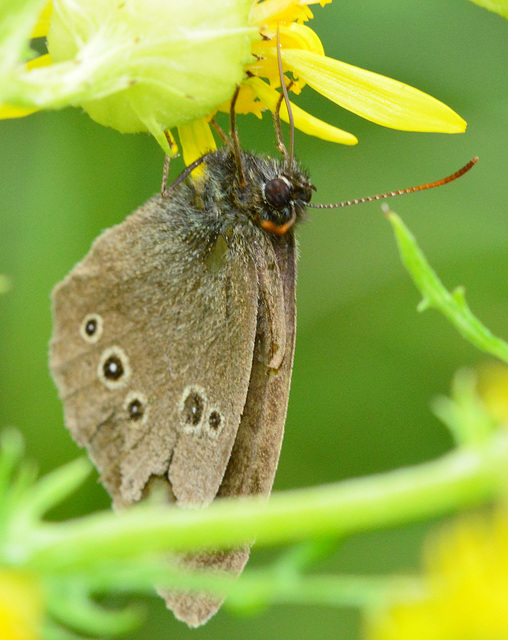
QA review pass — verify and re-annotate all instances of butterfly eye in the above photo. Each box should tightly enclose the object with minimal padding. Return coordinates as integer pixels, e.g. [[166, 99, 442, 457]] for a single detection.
[[98, 346, 131, 389], [80, 313, 103, 344], [264, 177, 291, 209]]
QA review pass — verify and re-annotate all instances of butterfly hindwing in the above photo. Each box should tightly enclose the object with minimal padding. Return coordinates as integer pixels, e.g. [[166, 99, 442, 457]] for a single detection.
[[162, 234, 297, 626]]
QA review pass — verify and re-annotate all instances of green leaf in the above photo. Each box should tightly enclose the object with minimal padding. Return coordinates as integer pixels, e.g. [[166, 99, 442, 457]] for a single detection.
[[386, 210, 508, 363], [16, 457, 92, 523], [0, 0, 48, 72], [468, 0, 508, 19], [431, 368, 496, 446], [0, 429, 25, 499]]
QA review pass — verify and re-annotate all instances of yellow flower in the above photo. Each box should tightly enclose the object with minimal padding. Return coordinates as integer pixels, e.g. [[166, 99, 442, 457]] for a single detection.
[[0, 569, 43, 640], [476, 363, 508, 425], [1, 0, 466, 164], [367, 507, 508, 640]]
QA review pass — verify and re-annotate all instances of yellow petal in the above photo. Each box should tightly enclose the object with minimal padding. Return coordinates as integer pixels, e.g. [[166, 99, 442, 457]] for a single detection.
[[257, 23, 325, 56], [248, 76, 357, 145], [219, 84, 266, 118], [251, 0, 314, 27], [279, 22, 324, 55], [0, 54, 52, 120], [0, 105, 37, 118], [177, 118, 217, 176], [281, 49, 467, 133], [32, 2, 52, 38], [26, 53, 52, 70], [250, 22, 324, 87]]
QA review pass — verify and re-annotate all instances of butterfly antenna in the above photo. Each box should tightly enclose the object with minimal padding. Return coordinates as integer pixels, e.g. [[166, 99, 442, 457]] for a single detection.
[[209, 117, 230, 145], [273, 88, 288, 160], [162, 153, 211, 198], [230, 85, 246, 187], [307, 157, 478, 209], [276, 24, 295, 167], [160, 131, 176, 196], [161, 154, 171, 196]]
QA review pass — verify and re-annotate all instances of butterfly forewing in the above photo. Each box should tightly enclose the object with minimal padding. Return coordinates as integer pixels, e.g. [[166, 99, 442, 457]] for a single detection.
[[50, 194, 260, 508]]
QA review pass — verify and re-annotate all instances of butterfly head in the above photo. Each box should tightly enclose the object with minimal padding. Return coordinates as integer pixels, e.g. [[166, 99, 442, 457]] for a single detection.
[[260, 166, 315, 235], [203, 149, 314, 236]]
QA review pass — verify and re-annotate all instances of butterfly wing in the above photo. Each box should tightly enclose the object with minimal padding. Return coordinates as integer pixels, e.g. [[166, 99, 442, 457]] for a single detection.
[[220, 235, 297, 499], [50, 192, 297, 627], [163, 234, 297, 626], [50, 194, 260, 509]]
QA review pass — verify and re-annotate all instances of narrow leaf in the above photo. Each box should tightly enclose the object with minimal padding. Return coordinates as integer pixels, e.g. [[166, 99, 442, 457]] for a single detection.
[[387, 211, 508, 362]]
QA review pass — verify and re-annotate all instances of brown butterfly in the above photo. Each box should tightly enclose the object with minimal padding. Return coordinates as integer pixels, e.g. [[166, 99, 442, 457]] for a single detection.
[[49, 80, 319, 626], [49, 41, 477, 627]]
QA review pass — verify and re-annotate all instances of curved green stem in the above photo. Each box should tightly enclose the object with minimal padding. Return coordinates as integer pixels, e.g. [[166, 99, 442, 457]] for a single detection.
[[19, 432, 508, 571]]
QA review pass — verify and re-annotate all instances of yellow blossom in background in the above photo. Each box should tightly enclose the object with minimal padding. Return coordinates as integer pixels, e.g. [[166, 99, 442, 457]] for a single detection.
[[476, 363, 508, 425], [0, 0, 466, 162], [0, 570, 43, 640], [367, 507, 508, 640]]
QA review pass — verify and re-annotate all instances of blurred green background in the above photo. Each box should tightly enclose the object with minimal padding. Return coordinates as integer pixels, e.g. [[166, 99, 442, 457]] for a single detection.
[[1, 1, 507, 638]]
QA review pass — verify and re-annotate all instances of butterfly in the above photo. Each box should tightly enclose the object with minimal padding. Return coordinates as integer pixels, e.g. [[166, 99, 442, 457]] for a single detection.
[[49, 81, 316, 624], [49, 51, 477, 623]]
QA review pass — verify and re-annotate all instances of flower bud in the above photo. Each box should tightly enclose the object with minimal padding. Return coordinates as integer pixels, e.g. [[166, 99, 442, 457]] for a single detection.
[[47, 0, 257, 138]]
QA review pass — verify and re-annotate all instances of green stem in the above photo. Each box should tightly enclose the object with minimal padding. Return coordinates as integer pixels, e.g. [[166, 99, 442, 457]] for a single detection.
[[20, 432, 508, 571], [45, 583, 141, 637], [53, 559, 421, 610], [225, 573, 422, 610]]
